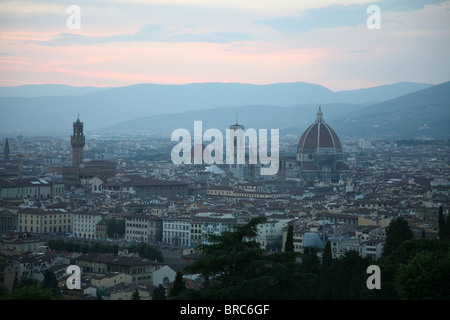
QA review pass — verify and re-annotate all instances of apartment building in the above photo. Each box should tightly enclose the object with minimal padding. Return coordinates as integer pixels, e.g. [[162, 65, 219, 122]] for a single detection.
[[256, 218, 293, 250], [125, 214, 162, 243], [190, 218, 203, 246], [72, 211, 104, 239], [75, 252, 162, 284], [199, 216, 236, 245], [0, 177, 64, 200], [17, 208, 72, 234], [162, 217, 191, 247]]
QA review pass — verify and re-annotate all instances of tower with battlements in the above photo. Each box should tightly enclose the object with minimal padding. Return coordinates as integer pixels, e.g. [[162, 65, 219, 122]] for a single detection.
[[63, 115, 116, 186], [71, 115, 85, 167]]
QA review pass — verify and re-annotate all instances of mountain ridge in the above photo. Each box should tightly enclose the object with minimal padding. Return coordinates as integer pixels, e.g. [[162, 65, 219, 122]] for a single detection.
[[102, 81, 450, 138], [0, 81, 443, 137]]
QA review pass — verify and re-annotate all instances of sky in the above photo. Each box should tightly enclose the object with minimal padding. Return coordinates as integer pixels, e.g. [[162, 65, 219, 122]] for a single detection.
[[0, 0, 449, 91]]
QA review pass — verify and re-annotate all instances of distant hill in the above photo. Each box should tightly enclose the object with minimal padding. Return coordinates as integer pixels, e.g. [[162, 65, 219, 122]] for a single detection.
[[104, 81, 450, 138], [0, 84, 110, 98], [331, 81, 450, 138], [102, 103, 366, 134], [0, 82, 334, 132], [0, 81, 442, 137], [334, 81, 433, 104]]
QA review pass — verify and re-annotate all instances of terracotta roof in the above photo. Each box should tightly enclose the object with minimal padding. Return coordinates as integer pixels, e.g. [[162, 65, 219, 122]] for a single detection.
[[300, 162, 317, 171], [298, 122, 342, 150], [297, 107, 342, 151]]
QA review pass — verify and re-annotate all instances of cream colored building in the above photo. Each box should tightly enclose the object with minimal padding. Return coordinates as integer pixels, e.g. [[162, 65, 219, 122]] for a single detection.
[[108, 283, 153, 300], [91, 272, 133, 289], [17, 208, 72, 234], [0, 237, 46, 253], [73, 211, 103, 239], [282, 225, 306, 253], [125, 214, 162, 243], [358, 216, 391, 228]]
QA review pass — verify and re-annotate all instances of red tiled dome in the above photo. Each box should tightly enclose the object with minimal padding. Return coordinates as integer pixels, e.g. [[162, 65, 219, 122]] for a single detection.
[[297, 106, 342, 151]]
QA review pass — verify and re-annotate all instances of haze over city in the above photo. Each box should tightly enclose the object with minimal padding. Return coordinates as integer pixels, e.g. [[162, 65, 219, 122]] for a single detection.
[[0, 0, 449, 307]]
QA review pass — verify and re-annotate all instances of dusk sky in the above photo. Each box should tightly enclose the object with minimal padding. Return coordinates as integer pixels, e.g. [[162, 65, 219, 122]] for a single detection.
[[1, 0, 449, 91]]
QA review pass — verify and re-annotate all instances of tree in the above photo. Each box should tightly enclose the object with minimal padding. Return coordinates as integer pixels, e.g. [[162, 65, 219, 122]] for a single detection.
[[382, 217, 414, 257], [131, 288, 140, 300], [111, 244, 119, 256], [42, 270, 58, 294], [81, 243, 90, 254], [107, 219, 115, 238], [181, 217, 311, 300], [1, 285, 57, 300], [152, 284, 166, 300], [302, 246, 320, 274], [395, 250, 450, 299], [321, 241, 332, 270], [319, 241, 334, 299], [284, 225, 294, 253], [126, 243, 164, 262], [333, 250, 371, 300], [438, 206, 450, 240], [107, 219, 125, 239], [362, 238, 450, 300], [181, 216, 270, 299], [169, 271, 185, 299], [15, 277, 40, 289]]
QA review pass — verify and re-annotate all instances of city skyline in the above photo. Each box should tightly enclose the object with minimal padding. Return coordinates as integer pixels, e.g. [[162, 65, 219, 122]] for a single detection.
[[1, 0, 450, 91]]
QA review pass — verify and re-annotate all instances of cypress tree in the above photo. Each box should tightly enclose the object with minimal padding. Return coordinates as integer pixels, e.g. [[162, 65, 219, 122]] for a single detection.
[[321, 241, 332, 269], [319, 241, 334, 299], [438, 206, 450, 240], [152, 284, 167, 300], [169, 271, 185, 299], [42, 270, 58, 293], [285, 225, 294, 252], [132, 288, 140, 300], [438, 206, 446, 239]]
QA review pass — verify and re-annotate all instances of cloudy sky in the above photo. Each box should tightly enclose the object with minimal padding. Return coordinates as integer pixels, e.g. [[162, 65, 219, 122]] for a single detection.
[[1, 0, 449, 91]]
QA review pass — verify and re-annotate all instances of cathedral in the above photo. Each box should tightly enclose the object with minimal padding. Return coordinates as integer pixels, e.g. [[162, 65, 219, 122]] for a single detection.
[[296, 105, 349, 183], [224, 106, 350, 184], [62, 116, 116, 186]]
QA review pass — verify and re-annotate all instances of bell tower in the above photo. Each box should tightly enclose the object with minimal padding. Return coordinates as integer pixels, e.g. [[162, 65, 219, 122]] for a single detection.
[[71, 115, 85, 167]]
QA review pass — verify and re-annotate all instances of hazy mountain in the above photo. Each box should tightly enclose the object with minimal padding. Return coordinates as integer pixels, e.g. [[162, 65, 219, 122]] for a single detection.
[[0, 81, 441, 135], [104, 81, 450, 138], [331, 81, 450, 138], [0, 82, 334, 132], [334, 81, 433, 104], [0, 84, 110, 98], [102, 103, 366, 134]]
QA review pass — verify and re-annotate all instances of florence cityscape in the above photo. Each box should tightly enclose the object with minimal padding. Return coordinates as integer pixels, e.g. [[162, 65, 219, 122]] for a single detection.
[[0, 0, 449, 311]]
